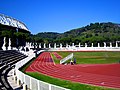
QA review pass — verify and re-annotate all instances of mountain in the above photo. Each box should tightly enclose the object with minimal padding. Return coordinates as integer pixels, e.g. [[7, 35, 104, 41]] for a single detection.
[[35, 32, 59, 39], [31, 32, 60, 43], [32, 22, 120, 45], [56, 22, 120, 44]]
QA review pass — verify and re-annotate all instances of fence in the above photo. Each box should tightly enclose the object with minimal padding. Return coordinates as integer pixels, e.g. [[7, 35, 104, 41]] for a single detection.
[[15, 51, 70, 90], [60, 53, 73, 64]]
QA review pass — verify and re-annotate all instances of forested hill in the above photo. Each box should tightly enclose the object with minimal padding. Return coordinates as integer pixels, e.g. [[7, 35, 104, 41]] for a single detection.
[[32, 22, 120, 44], [35, 32, 59, 39]]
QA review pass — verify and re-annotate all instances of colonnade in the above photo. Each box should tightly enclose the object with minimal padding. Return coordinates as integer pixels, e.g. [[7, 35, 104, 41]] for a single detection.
[[2, 37, 120, 51]]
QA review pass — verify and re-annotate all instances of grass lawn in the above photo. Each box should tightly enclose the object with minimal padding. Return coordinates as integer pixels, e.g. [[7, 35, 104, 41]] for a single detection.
[[51, 51, 120, 64]]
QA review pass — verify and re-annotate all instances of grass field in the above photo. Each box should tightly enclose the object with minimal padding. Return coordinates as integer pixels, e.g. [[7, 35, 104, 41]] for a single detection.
[[21, 51, 120, 90], [51, 51, 120, 64]]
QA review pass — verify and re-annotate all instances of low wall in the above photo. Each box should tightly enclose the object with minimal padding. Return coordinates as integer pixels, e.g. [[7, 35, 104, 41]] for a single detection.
[[48, 47, 120, 51], [15, 51, 69, 90]]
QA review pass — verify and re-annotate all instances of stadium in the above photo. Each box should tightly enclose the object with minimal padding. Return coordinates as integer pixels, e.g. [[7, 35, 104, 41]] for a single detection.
[[0, 14, 120, 90]]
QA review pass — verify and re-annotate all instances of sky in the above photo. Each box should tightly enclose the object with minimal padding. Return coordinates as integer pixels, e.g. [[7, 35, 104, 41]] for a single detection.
[[0, 0, 120, 34]]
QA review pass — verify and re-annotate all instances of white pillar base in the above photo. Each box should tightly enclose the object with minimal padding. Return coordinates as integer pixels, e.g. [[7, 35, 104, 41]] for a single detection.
[[23, 84, 27, 90], [17, 79, 21, 86], [2, 37, 6, 50], [14, 75, 17, 83], [8, 46, 11, 50]]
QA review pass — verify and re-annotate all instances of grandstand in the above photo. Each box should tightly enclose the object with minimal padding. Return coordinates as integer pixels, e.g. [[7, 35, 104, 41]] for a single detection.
[[0, 14, 31, 90]]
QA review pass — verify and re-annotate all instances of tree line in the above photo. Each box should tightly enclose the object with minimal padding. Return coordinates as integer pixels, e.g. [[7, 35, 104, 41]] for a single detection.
[[0, 22, 120, 49], [32, 22, 120, 46]]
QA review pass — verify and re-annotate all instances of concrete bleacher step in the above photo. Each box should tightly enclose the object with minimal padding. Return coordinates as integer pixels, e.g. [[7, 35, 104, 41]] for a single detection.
[[0, 53, 25, 60], [0, 55, 27, 67], [0, 50, 27, 90], [0, 53, 26, 61]]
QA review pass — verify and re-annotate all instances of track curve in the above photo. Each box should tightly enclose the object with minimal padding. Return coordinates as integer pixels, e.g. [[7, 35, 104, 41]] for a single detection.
[[26, 52, 120, 89]]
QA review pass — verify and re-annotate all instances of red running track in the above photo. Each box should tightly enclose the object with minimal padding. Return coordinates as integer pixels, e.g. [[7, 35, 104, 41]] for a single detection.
[[52, 52, 62, 59], [26, 52, 120, 89]]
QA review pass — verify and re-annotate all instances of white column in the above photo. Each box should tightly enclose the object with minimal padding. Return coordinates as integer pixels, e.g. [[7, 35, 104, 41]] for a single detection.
[[44, 43, 46, 48], [39, 43, 41, 48], [29, 42, 31, 49], [60, 43, 62, 48], [79, 43, 81, 48], [17, 79, 21, 85], [98, 43, 100, 47], [104, 42, 106, 47], [12, 68, 15, 76], [54, 43, 56, 48], [91, 43, 94, 47], [72, 43, 75, 49], [28, 42, 30, 47], [23, 84, 27, 90], [2, 37, 6, 50], [49, 43, 51, 48], [66, 43, 68, 48], [25, 42, 28, 47], [30, 42, 32, 48], [8, 38, 11, 50], [85, 43, 87, 47], [116, 42, 118, 47], [110, 42, 112, 47], [72, 43, 74, 46], [14, 75, 17, 83]]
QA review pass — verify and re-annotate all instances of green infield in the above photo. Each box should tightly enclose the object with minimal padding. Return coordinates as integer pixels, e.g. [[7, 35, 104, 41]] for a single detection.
[[51, 51, 120, 64]]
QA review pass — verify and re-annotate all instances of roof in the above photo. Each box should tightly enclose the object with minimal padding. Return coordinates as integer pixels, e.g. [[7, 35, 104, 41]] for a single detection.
[[0, 14, 29, 31]]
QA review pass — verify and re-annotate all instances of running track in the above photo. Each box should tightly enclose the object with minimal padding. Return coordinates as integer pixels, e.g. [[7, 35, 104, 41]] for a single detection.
[[26, 52, 120, 89], [52, 52, 62, 59]]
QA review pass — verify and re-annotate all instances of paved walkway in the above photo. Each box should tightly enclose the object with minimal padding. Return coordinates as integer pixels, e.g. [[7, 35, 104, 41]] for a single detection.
[[7, 69, 23, 90]]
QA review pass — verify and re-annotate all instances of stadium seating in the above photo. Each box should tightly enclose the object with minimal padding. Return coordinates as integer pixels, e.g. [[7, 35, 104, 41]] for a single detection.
[[0, 50, 27, 90]]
